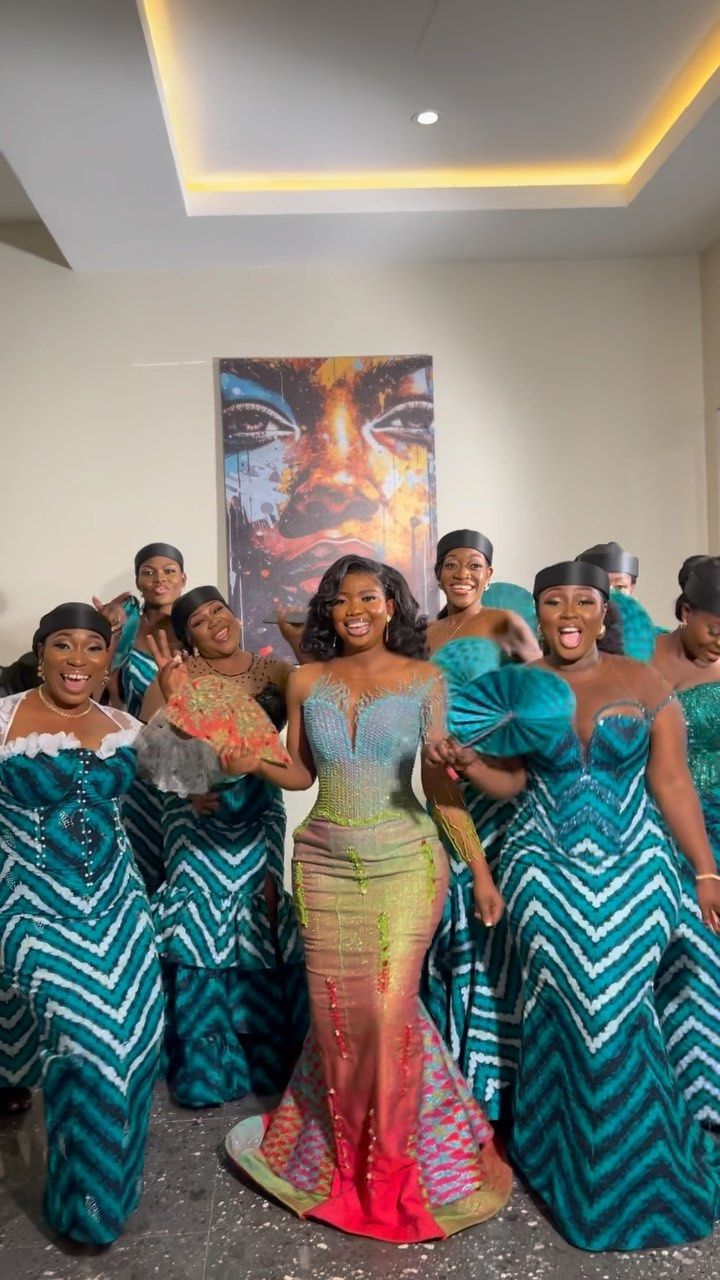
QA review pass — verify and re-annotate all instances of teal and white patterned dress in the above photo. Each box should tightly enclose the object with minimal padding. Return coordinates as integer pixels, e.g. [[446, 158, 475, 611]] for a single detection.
[[150, 665, 308, 1107], [655, 680, 720, 1127], [0, 693, 164, 1244], [423, 638, 523, 1121], [492, 672, 720, 1249], [119, 646, 166, 894]]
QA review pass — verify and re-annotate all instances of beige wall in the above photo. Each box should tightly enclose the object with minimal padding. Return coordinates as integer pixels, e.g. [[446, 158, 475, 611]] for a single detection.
[[701, 237, 720, 552], [0, 243, 707, 661]]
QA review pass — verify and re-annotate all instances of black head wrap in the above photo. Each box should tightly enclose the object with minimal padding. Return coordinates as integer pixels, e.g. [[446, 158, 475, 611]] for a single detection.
[[576, 541, 638, 580], [33, 603, 112, 654], [534, 560, 610, 599], [683, 558, 720, 617], [678, 555, 708, 590], [171, 586, 227, 646], [435, 529, 494, 571], [134, 542, 184, 578]]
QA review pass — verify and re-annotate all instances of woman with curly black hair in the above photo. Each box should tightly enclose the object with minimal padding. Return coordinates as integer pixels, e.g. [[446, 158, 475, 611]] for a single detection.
[[220, 554, 512, 1242]]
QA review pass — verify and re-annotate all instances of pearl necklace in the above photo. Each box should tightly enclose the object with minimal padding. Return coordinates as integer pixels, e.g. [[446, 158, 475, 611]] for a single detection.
[[38, 684, 93, 720]]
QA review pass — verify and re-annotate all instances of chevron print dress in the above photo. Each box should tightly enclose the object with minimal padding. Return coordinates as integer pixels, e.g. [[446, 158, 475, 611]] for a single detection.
[[423, 787, 522, 1122], [151, 675, 308, 1108], [655, 682, 720, 1127], [118, 647, 166, 894], [499, 700, 720, 1250], [0, 693, 164, 1244]]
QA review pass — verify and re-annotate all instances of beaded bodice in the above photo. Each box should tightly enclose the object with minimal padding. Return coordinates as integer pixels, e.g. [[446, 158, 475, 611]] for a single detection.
[[302, 675, 437, 827], [0, 693, 142, 917], [677, 682, 720, 799]]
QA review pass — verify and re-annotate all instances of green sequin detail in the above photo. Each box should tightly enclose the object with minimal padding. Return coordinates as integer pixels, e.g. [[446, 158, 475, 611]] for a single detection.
[[377, 911, 390, 994], [292, 863, 309, 927], [421, 840, 436, 904], [347, 845, 368, 895]]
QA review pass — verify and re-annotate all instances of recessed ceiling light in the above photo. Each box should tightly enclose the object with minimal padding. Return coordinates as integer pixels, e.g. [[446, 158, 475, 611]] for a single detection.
[[412, 110, 439, 126]]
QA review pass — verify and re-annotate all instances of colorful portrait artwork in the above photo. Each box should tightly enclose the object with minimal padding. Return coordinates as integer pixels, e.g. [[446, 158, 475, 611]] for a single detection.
[[219, 356, 437, 655]]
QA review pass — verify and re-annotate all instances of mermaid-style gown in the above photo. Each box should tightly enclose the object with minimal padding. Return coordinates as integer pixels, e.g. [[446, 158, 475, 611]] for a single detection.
[[0, 694, 164, 1243], [226, 675, 511, 1243], [500, 695, 720, 1249], [655, 682, 720, 1127]]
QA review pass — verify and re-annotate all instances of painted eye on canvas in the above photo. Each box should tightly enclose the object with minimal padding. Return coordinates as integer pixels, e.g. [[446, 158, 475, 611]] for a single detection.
[[223, 401, 300, 452], [365, 398, 434, 450]]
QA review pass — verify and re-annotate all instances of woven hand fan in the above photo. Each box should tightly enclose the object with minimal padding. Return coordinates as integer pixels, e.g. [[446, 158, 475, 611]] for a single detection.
[[483, 581, 537, 633], [432, 637, 502, 703], [166, 675, 290, 766], [609, 589, 656, 663], [448, 664, 576, 757]]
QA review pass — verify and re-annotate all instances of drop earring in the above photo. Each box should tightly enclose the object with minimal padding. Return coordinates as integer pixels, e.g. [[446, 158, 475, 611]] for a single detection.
[[598, 624, 607, 639], [385, 617, 391, 643]]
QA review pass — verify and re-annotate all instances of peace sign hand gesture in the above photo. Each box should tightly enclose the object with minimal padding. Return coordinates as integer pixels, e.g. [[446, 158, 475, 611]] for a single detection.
[[146, 631, 189, 702]]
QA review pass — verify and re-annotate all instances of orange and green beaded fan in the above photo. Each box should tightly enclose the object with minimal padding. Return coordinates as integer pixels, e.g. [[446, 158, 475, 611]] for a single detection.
[[165, 675, 290, 766]]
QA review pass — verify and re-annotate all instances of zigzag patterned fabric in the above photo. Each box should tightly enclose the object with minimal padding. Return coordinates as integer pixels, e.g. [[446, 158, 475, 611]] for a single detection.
[[655, 683, 720, 1127], [153, 776, 307, 1107], [119, 646, 166, 894], [423, 786, 522, 1122], [498, 700, 720, 1250], [0, 695, 164, 1244], [424, 642, 523, 1121]]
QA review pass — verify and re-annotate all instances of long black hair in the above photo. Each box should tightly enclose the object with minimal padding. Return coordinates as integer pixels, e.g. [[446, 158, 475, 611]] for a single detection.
[[301, 556, 428, 660]]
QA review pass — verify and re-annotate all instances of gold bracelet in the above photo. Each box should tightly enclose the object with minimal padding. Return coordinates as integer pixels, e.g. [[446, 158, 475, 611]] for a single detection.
[[696, 873, 720, 882]]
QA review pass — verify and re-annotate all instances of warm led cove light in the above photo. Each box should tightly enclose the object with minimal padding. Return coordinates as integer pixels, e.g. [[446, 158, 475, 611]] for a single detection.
[[412, 110, 439, 126]]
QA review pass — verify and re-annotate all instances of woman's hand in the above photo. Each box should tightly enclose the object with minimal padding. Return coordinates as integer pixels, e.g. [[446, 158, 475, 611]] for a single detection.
[[276, 607, 306, 659], [218, 747, 261, 777], [424, 736, 478, 774], [472, 872, 505, 928], [146, 631, 189, 701], [696, 879, 720, 934], [92, 592, 132, 637]]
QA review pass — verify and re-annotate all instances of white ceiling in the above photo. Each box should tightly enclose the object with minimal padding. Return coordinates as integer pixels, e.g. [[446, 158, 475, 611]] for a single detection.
[[0, 0, 719, 269]]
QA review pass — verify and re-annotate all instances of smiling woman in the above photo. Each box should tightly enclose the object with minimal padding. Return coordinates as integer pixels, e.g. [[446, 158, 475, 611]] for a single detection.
[[138, 586, 308, 1109], [0, 603, 163, 1243], [223, 556, 512, 1243]]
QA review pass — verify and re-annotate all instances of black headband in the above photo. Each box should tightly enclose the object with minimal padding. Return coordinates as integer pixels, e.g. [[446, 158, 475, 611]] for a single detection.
[[436, 529, 494, 568], [534, 561, 610, 599], [678, 555, 708, 590], [684, 559, 720, 616], [134, 542, 185, 577], [576, 542, 638, 579], [171, 586, 227, 645], [33, 603, 112, 654]]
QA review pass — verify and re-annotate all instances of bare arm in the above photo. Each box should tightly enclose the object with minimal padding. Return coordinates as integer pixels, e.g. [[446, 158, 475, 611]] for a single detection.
[[421, 672, 505, 925], [140, 677, 166, 723], [646, 700, 720, 932], [504, 612, 542, 663]]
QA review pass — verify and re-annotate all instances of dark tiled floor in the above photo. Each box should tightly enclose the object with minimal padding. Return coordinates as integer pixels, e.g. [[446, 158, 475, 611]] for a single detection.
[[1, 1089, 718, 1280]]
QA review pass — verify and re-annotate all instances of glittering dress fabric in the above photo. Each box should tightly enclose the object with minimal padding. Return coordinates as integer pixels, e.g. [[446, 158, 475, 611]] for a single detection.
[[226, 676, 511, 1243], [119, 647, 166, 895], [0, 695, 164, 1244], [655, 682, 720, 1127], [499, 707, 720, 1250]]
